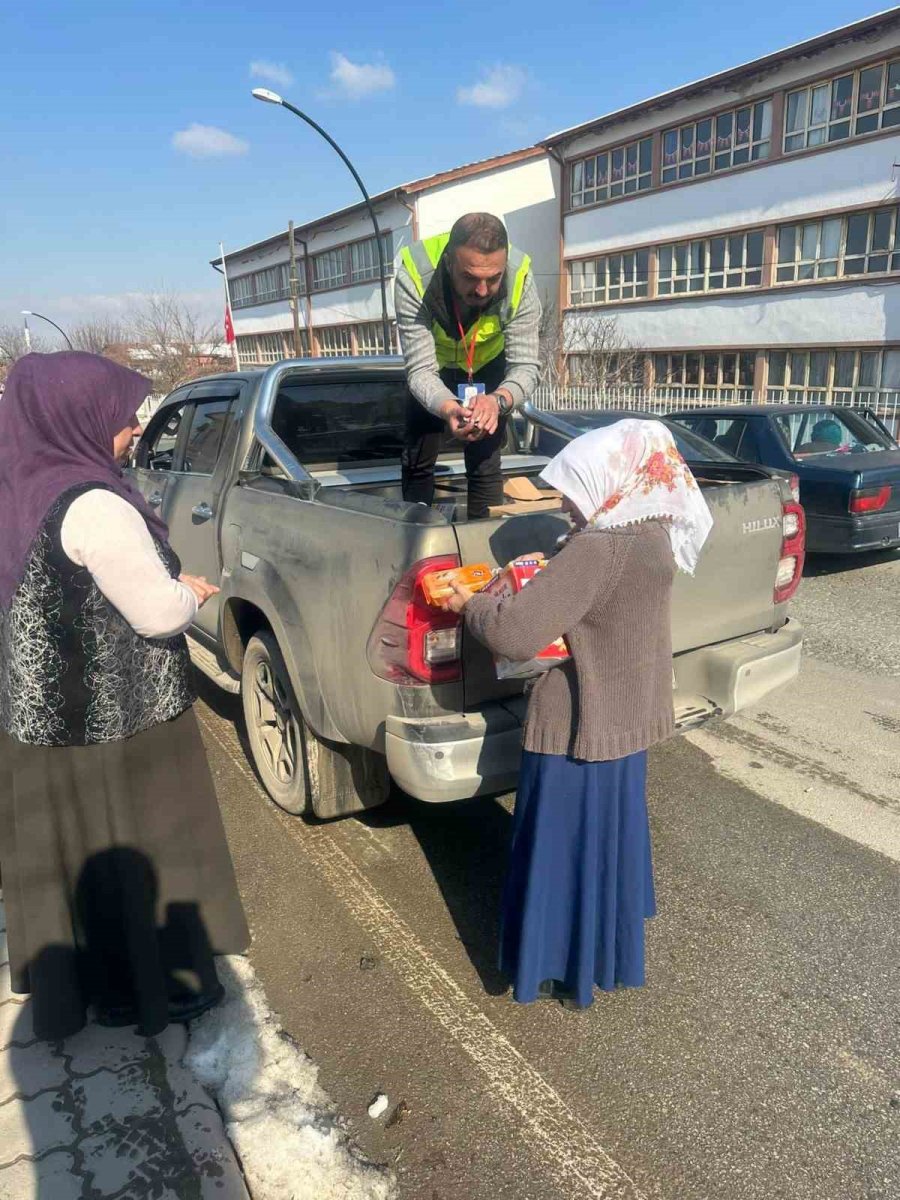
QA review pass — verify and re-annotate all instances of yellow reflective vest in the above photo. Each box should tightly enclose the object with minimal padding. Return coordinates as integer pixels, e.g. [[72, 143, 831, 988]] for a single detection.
[[399, 232, 531, 376]]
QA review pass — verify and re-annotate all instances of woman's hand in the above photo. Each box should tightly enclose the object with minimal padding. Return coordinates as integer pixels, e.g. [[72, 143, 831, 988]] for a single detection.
[[443, 581, 474, 613], [180, 573, 220, 607]]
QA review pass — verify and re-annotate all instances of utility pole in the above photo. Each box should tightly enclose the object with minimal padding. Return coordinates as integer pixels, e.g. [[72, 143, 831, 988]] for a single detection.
[[288, 221, 303, 358]]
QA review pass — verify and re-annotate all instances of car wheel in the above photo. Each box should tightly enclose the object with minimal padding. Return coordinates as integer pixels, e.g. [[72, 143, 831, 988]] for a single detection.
[[241, 631, 307, 814]]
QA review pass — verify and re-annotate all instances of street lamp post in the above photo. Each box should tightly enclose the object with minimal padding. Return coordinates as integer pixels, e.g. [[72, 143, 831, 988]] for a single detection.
[[21, 310, 73, 350], [251, 88, 391, 356]]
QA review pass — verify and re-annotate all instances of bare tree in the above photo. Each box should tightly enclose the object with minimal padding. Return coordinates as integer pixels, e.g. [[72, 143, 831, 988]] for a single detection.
[[0, 324, 47, 384], [561, 313, 643, 389], [128, 292, 226, 394], [70, 317, 131, 361]]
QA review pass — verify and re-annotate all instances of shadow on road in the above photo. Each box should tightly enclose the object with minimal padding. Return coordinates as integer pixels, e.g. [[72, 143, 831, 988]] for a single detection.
[[357, 793, 513, 996], [804, 547, 900, 578]]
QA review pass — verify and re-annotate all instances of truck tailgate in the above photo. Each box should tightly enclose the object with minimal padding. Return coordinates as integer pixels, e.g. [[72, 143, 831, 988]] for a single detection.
[[454, 475, 786, 709]]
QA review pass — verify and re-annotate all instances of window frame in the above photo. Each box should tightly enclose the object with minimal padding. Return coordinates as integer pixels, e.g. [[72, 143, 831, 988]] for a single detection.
[[568, 249, 650, 306], [569, 136, 653, 209], [662, 98, 773, 184], [784, 55, 900, 154], [657, 229, 765, 296]]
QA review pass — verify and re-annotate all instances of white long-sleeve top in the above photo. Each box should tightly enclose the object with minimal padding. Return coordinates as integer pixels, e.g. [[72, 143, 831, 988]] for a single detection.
[[61, 489, 199, 638]]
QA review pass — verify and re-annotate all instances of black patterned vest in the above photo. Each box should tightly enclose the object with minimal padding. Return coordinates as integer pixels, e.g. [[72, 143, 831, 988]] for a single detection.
[[0, 484, 196, 746]]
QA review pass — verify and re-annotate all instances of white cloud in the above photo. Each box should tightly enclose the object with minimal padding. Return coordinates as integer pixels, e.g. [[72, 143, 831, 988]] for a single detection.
[[328, 52, 395, 99], [250, 60, 294, 88], [172, 124, 249, 158], [457, 64, 526, 110]]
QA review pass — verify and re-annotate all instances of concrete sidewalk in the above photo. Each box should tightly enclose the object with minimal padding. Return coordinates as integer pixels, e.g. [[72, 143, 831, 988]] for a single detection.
[[0, 899, 251, 1200]]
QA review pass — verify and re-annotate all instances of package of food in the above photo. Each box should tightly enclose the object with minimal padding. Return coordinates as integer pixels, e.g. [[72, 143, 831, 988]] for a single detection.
[[481, 557, 571, 679], [421, 562, 495, 607]]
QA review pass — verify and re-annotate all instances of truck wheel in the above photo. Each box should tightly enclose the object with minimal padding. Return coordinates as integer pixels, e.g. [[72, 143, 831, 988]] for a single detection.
[[242, 632, 308, 814], [241, 631, 390, 819]]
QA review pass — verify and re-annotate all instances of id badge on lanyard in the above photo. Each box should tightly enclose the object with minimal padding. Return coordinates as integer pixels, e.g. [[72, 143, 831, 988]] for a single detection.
[[454, 303, 483, 406]]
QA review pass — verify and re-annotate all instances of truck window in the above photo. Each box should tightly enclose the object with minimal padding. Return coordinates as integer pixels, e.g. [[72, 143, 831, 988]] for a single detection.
[[271, 379, 411, 467], [182, 399, 236, 475], [141, 403, 188, 471]]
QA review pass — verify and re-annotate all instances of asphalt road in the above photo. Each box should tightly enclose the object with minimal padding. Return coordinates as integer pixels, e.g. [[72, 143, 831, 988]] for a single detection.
[[196, 551, 900, 1200]]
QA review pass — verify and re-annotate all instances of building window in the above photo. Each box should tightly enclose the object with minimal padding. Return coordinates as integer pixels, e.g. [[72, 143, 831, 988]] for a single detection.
[[776, 206, 900, 282], [784, 58, 900, 154], [568, 250, 650, 306], [653, 351, 755, 398], [350, 233, 394, 283], [231, 262, 293, 309], [317, 326, 353, 357], [658, 231, 764, 295], [312, 248, 347, 291], [236, 331, 311, 365], [662, 100, 772, 183], [768, 347, 900, 403], [566, 352, 647, 388], [569, 137, 653, 209]]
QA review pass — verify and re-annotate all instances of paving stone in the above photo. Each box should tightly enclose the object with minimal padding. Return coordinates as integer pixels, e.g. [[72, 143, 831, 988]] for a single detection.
[[62, 1021, 147, 1075], [0, 1089, 75, 1164], [164, 1055, 219, 1115], [0, 1039, 69, 1102], [153, 1021, 188, 1065], [73, 1063, 164, 1129], [79, 1116, 177, 1197], [0, 1000, 35, 1052], [0, 970, 18, 1004], [0, 1149, 81, 1200], [177, 1104, 251, 1199]]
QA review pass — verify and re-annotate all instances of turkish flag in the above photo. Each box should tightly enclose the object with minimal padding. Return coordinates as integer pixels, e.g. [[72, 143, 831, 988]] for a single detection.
[[224, 304, 235, 345]]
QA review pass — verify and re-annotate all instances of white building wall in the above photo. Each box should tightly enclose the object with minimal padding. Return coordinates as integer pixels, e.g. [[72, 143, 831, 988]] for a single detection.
[[566, 282, 900, 350], [414, 155, 561, 313], [561, 24, 900, 162], [564, 137, 900, 256], [228, 196, 413, 336]]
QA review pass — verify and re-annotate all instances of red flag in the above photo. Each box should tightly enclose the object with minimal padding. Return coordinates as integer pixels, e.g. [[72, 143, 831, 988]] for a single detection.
[[224, 304, 235, 345]]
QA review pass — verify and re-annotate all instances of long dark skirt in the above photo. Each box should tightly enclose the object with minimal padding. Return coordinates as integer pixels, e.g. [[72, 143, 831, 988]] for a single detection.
[[500, 748, 655, 1007], [0, 708, 250, 1040]]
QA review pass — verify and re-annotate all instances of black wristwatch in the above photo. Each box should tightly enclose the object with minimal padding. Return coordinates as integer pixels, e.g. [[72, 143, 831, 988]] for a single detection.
[[495, 391, 515, 416]]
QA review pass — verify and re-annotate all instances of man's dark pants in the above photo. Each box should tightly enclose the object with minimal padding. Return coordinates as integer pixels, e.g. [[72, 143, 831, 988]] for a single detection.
[[401, 360, 508, 520]]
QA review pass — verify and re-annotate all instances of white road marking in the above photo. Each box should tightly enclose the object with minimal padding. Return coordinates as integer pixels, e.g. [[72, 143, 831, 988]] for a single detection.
[[199, 712, 648, 1200]]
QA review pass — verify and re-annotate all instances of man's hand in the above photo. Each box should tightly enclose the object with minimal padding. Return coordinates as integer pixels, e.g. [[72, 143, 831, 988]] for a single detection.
[[439, 399, 480, 442], [467, 393, 501, 437], [179, 573, 220, 607]]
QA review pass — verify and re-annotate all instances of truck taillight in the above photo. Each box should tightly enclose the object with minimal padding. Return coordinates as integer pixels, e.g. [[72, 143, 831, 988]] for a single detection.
[[849, 485, 891, 514], [367, 555, 463, 686], [774, 500, 805, 605]]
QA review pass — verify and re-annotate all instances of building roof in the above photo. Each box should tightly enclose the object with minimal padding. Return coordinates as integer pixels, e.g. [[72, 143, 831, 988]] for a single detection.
[[540, 8, 900, 149], [213, 146, 545, 266]]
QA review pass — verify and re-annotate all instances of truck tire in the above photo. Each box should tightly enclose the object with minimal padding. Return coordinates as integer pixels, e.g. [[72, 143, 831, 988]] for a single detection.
[[241, 631, 390, 819]]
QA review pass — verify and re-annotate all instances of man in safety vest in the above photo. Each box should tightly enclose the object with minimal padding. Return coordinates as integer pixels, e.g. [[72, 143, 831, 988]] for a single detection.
[[394, 212, 542, 518]]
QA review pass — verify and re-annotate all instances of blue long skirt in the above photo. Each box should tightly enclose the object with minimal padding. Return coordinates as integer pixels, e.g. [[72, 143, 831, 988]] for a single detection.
[[500, 748, 655, 1007]]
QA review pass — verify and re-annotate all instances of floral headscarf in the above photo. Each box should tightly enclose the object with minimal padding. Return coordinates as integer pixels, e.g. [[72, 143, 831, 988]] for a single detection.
[[540, 418, 714, 574]]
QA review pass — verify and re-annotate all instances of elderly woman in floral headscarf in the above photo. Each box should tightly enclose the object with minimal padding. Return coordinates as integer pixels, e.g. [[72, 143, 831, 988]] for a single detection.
[[446, 419, 713, 1009], [0, 352, 249, 1041]]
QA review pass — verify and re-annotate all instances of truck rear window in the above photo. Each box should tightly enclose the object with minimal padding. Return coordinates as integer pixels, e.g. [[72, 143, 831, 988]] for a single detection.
[[271, 379, 410, 466]]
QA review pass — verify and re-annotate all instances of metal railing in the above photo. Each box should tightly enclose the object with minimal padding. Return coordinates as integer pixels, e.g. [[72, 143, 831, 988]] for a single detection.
[[531, 384, 900, 438]]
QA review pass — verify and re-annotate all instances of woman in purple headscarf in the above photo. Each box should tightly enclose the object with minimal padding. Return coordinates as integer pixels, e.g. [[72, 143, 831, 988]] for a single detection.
[[0, 352, 249, 1041]]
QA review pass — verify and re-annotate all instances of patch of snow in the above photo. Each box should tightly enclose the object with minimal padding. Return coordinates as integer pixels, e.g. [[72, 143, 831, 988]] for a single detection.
[[186, 955, 393, 1200], [367, 1093, 389, 1120]]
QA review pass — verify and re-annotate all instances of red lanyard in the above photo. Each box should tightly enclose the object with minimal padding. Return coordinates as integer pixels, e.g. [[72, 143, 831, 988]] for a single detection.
[[454, 302, 481, 382]]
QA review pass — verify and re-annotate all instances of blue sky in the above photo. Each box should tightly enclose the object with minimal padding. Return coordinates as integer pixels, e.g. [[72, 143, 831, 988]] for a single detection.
[[0, 0, 888, 335]]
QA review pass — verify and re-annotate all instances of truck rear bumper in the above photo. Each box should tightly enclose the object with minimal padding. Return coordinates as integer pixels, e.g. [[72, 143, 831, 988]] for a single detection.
[[386, 619, 803, 804]]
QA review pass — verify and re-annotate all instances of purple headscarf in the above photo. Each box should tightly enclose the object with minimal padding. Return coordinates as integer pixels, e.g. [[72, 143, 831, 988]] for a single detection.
[[0, 351, 170, 610]]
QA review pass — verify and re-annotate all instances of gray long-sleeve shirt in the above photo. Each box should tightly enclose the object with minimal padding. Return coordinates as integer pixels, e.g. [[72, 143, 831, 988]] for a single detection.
[[394, 259, 542, 416]]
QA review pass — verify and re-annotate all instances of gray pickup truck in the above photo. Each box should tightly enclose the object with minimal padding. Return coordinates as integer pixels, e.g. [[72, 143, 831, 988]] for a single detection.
[[130, 358, 804, 818]]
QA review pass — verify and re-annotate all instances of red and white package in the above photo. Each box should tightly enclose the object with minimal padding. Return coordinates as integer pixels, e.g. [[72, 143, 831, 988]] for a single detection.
[[482, 557, 571, 680]]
